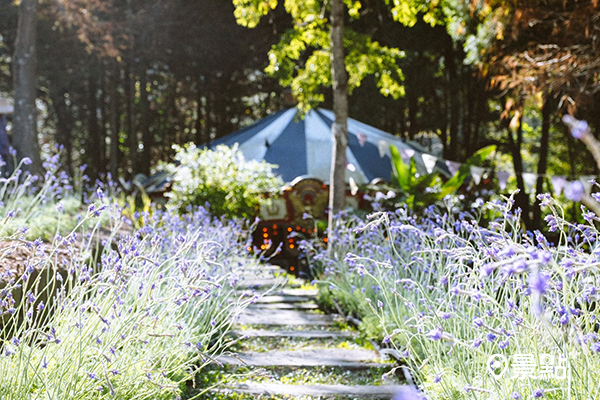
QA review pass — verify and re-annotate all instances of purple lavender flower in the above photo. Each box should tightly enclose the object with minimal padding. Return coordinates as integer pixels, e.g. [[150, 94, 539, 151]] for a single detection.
[[564, 181, 584, 202], [562, 114, 589, 139], [582, 207, 596, 223], [426, 327, 443, 341], [529, 270, 549, 295], [481, 263, 496, 277], [533, 388, 544, 398], [544, 214, 559, 232], [559, 313, 569, 324], [486, 333, 497, 342]]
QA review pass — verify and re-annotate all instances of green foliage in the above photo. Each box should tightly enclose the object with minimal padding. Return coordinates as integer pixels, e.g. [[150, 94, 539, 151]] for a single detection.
[[442, 0, 508, 65], [232, 0, 438, 111], [165, 144, 283, 219], [0, 197, 86, 242], [389, 144, 497, 208], [439, 144, 496, 197]]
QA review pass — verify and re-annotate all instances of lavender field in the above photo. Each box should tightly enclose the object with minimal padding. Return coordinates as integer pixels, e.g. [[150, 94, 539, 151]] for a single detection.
[[0, 123, 599, 400], [0, 153, 258, 399], [311, 191, 600, 399]]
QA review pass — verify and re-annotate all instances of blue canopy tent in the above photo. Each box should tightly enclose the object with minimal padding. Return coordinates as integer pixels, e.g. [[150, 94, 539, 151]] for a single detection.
[[210, 107, 447, 184]]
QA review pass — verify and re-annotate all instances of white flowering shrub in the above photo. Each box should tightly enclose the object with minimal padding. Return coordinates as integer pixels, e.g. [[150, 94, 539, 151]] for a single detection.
[[166, 144, 283, 219]]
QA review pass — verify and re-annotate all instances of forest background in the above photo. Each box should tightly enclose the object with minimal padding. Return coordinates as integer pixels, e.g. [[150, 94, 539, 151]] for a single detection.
[[1, 0, 599, 232]]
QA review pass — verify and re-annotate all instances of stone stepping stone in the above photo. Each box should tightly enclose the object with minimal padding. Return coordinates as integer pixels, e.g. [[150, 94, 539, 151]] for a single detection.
[[237, 308, 336, 326], [277, 288, 318, 297], [231, 329, 356, 339], [236, 277, 289, 290], [216, 348, 387, 369], [252, 294, 317, 304], [221, 382, 406, 399], [249, 301, 318, 310]]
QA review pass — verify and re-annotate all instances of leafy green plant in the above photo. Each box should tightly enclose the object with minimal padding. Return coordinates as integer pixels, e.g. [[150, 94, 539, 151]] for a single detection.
[[389, 144, 496, 208], [165, 144, 283, 219]]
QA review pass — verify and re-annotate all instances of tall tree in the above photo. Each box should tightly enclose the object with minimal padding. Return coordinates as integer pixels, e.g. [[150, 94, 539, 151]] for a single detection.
[[458, 0, 600, 226], [12, 0, 42, 174], [232, 0, 439, 250], [328, 0, 349, 254]]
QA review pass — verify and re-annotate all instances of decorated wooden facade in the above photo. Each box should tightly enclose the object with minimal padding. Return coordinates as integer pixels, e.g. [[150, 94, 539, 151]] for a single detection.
[[252, 176, 365, 276]]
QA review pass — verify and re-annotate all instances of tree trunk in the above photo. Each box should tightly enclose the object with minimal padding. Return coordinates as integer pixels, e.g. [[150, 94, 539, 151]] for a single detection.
[[139, 67, 151, 175], [531, 94, 552, 231], [407, 91, 418, 139], [12, 0, 43, 175], [125, 61, 137, 175], [86, 78, 103, 179], [100, 74, 110, 177], [195, 77, 204, 145], [52, 90, 74, 177], [508, 109, 530, 226], [445, 47, 460, 160], [108, 65, 119, 180], [205, 85, 214, 142], [463, 75, 473, 157], [327, 0, 348, 256]]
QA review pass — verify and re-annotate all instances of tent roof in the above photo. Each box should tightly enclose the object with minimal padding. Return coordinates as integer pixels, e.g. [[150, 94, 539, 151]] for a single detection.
[[210, 107, 446, 184]]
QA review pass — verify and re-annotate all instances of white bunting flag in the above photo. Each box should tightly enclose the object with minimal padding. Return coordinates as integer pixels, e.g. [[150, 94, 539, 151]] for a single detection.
[[470, 166, 485, 185], [422, 154, 438, 174], [378, 140, 389, 158], [349, 176, 359, 196], [522, 172, 537, 192], [445, 160, 461, 176], [496, 171, 510, 191], [357, 132, 368, 147], [550, 176, 567, 196], [400, 148, 415, 164]]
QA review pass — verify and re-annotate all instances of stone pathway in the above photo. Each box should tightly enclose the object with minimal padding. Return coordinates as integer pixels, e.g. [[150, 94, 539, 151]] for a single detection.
[[209, 264, 405, 399]]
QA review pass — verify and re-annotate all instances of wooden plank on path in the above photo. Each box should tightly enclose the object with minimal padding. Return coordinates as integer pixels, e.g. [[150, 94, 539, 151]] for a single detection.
[[236, 277, 288, 290], [277, 288, 319, 296], [221, 382, 406, 399], [253, 294, 316, 304], [248, 301, 318, 310], [231, 329, 356, 339], [216, 348, 387, 369], [237, 308, 336, 326]]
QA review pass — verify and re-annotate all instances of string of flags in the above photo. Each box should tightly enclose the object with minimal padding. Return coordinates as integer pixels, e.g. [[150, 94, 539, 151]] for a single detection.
[[373, 139, 596, 200]]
